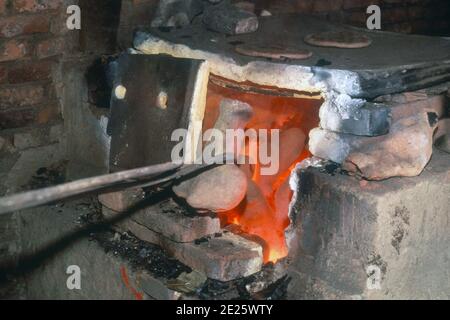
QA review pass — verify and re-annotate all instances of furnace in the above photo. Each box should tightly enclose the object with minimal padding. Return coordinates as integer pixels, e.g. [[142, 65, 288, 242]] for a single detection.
[[0, 1, 449, 301], [94, 12, 450, 298]]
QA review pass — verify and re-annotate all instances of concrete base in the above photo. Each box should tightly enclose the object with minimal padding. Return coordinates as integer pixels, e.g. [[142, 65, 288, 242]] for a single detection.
[[1, 151, 449, 299], [0, 200, 180, 300], [287, 149, 450, 300]]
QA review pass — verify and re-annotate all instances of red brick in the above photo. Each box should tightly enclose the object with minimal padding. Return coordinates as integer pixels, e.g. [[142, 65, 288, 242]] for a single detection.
[[0, 39, 28, 62], [8, 60, 52, 83], [0, 14, 50, 38], [0, 0, 7, 16], [13, 0, 61, 13], [0, 99, 61, 129], [0, 84, 45, 110], [35, 101, 60, 124], [36, 37, 64, 58], [0, 107, 36, 129]]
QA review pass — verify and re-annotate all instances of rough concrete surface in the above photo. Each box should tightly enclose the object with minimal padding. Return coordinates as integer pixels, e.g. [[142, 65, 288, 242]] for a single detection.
[[3, 201, 132, 299], [61, 57, 111, 179], [287, 149, 450, 300], [0, 199, 179, 300]]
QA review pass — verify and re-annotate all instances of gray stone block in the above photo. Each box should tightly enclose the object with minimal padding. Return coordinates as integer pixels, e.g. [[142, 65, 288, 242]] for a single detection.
[[287, 149, 450, 299], [309, 112, 436, 180], [202, 4, 259, 35], [320, 101, 391, 136], [98, 188, 145, 212], [121, 218, 263, 282], [133, 199, 221, 243], [151, 0, 204, 28]]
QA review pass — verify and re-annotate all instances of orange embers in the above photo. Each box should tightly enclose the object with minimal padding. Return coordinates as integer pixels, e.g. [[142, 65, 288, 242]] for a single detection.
[[204, 79, 322, 263]]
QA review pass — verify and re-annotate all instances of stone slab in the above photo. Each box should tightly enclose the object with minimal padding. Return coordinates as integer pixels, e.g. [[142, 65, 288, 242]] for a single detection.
[[98, 188, 145, 212], [131, 198, 221, 243], [135, 14, 450, 99], [121, 218, 263, 282]]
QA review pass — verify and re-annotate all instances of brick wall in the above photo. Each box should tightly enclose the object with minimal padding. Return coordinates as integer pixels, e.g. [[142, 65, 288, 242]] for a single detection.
[[257, 0, 450, 36], [0, 0, 83, 199], [0, 0, 78, 141]]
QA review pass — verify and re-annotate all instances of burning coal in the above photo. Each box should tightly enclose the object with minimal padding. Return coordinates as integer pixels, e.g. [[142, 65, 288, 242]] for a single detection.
[[203, 80, 322, 263]]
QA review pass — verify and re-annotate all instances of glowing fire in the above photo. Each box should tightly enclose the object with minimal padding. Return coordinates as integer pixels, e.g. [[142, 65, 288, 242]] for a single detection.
[[204, 78, 322, 263]]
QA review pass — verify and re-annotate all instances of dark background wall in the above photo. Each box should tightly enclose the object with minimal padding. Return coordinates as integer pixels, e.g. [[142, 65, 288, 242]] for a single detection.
[[258, 0, 450, 36]]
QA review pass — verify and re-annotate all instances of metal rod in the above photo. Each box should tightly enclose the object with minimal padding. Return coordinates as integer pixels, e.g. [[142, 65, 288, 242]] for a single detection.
[[0, 153, 233, 215], [0, 162, 184, 215]]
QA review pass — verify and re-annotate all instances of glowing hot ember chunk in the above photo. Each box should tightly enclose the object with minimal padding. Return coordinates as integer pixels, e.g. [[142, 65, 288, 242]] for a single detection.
[[205, 79, 322, 263]]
